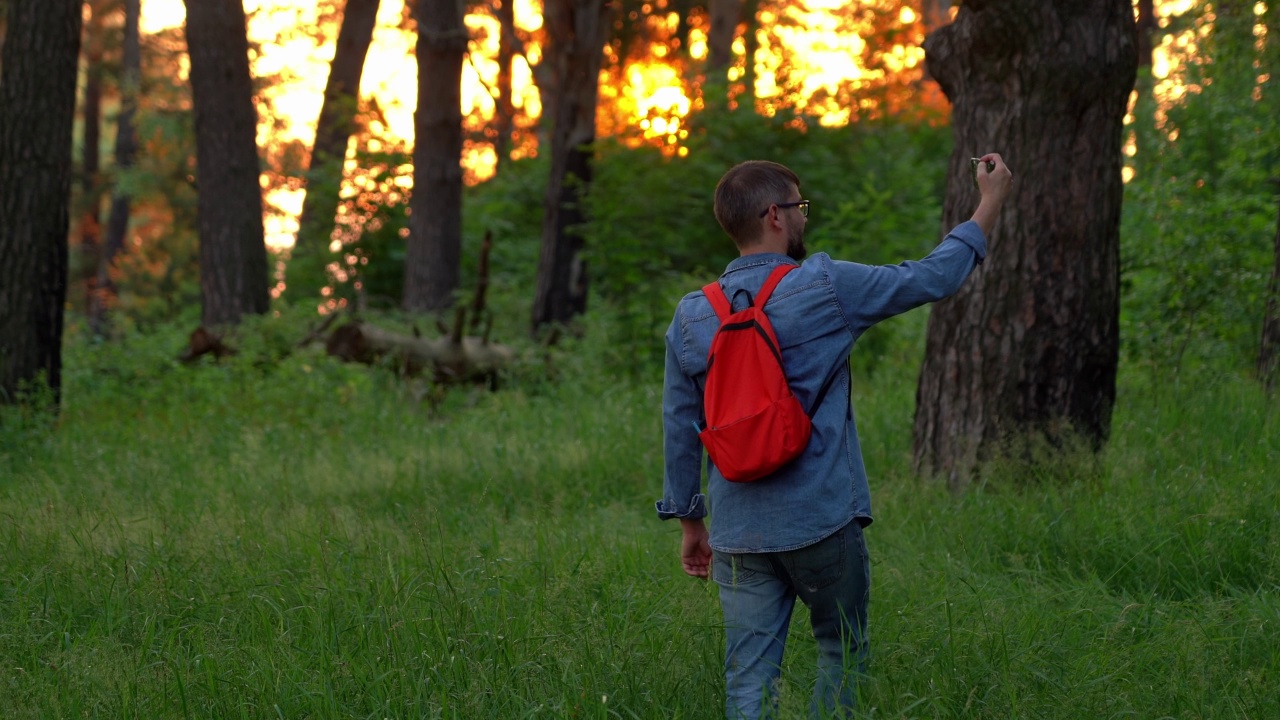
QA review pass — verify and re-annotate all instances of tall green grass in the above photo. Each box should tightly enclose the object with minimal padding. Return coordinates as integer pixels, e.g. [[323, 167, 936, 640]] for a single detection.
[[2, 307, 1277, 718]]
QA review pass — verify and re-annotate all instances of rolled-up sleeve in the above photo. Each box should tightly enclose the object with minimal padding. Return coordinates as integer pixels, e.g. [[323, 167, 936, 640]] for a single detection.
[[656, 312, 708, 521], [833, 220, 987, 332]]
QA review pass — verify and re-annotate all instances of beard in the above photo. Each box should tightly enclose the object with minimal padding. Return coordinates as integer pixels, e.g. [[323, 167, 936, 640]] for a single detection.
[[786, 223, 807, 261]]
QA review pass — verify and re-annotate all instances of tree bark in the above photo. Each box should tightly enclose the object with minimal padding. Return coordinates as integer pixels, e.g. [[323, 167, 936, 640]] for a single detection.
[[183, 0, 269, 328], [91, 0, 141, 336], [1260, 186, 1280, 391], [0, 0, 82, 406], [913, 0, 1138, 484], [404, 0, 466, 313], [531, 0, 611, 331], [291, 0, 381, 301]]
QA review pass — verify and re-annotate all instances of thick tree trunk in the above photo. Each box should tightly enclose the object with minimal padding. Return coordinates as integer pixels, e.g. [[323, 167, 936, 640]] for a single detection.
[[0, 0, 82, 406], [1260, 187, 1280, 391], [183, 0, 269, 327], [913, 0, 1138, 484], [531, 0, 610, 331], [404, 0, 466, 313], [291, 0, 381, 300], [706, 0, 739, 76], [91, 0, 141, 336]]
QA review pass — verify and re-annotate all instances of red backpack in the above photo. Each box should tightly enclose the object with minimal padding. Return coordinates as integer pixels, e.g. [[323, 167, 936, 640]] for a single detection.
[[698, 264, 811, 482]]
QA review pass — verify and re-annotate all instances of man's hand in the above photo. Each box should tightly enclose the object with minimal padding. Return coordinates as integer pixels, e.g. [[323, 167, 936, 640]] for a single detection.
[[971, 152, 1013, 238], [680, 518, 712, 579]]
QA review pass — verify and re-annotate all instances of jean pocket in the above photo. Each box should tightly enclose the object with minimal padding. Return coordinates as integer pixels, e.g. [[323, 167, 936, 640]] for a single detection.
[[782, 527, 846, 592], [713, 551, 763, 587]]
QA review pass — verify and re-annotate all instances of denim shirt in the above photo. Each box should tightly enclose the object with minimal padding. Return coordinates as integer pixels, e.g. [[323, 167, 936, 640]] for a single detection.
[[657, 221, 987, 553]]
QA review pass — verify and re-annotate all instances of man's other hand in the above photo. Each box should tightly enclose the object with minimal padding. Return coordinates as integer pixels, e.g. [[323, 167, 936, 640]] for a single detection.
[[680, 518, 712, 579]]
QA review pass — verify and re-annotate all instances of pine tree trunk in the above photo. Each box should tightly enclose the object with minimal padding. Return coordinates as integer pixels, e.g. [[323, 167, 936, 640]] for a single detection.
[[0, 0, 82, 406], [493, 0, 516, 173], [706, 0, 739, 76], [291, 0, 381, 300], [1136, 0, 1155, 68], [1259, 187, 1280, 391], [912, 0, 1138, 484], [404, 0, 466, 313], [80, 24, 104, 317], [740, 0, 759, 104], [183, 0, 269, 327], [91, 0, 141, 336], [531, 0, 610, 332]]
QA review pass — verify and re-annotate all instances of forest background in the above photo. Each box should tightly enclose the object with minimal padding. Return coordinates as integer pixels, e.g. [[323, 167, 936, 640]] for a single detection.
[[2, 0, 1279, 717]]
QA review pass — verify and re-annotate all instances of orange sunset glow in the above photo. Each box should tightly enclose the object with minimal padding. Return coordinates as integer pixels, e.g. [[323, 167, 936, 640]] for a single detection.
[[135, 0, 1248, 249]]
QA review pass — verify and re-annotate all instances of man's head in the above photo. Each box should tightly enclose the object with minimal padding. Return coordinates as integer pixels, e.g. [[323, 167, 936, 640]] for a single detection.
[[714, 160, 808, 260]]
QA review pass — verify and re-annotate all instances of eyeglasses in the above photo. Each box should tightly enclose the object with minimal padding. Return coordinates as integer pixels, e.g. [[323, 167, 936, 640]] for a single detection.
[[759, 200, 810, 218]]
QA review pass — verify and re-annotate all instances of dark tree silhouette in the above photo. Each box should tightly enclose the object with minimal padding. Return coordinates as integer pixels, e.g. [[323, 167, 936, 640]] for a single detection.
[[493, 0, 516, 172], [531, 0, 612, 331], [291, 0, 381, 301], [79, 1, 107, 318], [706, 0, 740, 76], [183, 0, 270, 327], [91, 0, 141, 335], [913, 0, 1138, 484], [0, 0, 83, 406], [404, 0, 466, 313]]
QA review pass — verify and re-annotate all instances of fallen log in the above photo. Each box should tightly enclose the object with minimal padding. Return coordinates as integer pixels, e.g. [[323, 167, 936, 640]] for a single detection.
[[325, 320, 513, 383]]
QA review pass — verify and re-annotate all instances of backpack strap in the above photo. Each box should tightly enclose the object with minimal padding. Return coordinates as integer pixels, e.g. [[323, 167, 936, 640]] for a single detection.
[[701, 280, 732, 321], [754, 264, 796, 308], [702, 263, 798, 320]]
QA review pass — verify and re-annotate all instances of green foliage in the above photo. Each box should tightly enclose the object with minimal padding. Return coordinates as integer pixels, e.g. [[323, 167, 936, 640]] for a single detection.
[[3, 312, 1278, 718], [1121, 1, 1280, 377], [583, 106, 952, 372]]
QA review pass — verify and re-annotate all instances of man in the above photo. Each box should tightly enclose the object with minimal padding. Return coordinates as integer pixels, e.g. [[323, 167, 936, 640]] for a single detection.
[[657, 155, 1013, 718]]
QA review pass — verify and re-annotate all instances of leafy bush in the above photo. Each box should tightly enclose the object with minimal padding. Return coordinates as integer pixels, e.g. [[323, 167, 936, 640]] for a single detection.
[[1120, 2, 1280, 378]]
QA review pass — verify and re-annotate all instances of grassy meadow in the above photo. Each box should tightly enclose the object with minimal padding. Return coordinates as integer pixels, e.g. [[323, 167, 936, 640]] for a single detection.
[[2, 303, 1277, 720]]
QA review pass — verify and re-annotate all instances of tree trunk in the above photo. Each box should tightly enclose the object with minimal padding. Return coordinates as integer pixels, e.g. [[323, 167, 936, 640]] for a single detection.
[[493, 0, 516, 173], [740, 0, 759, 105], [1135, 0, 1155, 68], [672, 0, 694, 59], [183, 0, 270, 327], [404, 0, 466, 313], [91, 0, 141, 336], [706, 0, 739, 76], [912, 0, 1138, 484], [80, 11, 104, 318], [0, 0, 82, 406], [531, 0, 610, 331], [1260, 186, 1280, 391], [291, 0, 381, 301]]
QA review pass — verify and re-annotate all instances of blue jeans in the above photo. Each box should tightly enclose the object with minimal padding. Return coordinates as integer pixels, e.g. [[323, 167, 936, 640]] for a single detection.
[[713, 520, 870, 719]]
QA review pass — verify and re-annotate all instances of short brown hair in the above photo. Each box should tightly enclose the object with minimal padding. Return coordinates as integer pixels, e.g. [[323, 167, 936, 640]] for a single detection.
[[713, 161, 801, 247]]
